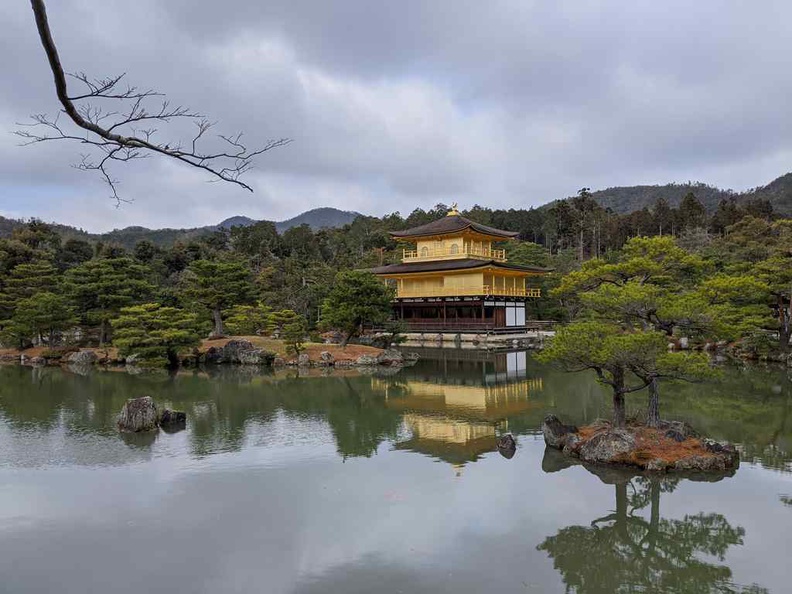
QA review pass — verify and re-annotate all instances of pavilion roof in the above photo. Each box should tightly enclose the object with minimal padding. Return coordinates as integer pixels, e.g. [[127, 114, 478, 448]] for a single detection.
[[370, 258, 551, 275], [389, 214, 519, 240]]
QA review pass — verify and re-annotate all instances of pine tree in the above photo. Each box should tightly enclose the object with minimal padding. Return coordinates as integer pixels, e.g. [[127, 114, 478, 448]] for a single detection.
[[181, 259, 256, 338], [65, 257, 155, 345], [320, 271, 394, 346], [112, 303, 204, 367]]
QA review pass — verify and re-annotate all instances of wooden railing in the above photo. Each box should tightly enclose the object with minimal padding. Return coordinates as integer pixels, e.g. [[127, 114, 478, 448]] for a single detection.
[[402, 246, 506, 262], [396, 286, 541, 298]]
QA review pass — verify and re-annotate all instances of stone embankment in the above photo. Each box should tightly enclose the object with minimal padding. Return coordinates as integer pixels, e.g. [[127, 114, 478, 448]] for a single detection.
[[542, 414, 739, 474], [1, 340, 419, 371], [275, 347, 419, 369]]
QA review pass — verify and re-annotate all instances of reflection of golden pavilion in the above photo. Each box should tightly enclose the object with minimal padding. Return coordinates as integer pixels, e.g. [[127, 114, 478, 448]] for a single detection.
[[372, 353, 543, 465]]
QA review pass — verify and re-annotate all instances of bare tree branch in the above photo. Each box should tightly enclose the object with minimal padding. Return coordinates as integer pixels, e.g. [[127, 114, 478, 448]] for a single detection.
[[19, 0, 290, 206]]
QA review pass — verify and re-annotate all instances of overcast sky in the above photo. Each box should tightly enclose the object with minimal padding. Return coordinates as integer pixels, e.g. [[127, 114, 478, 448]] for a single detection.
[[2, 1, 791, 232]]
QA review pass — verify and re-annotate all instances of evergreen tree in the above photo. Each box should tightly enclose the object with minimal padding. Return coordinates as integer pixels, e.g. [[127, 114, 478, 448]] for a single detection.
[[181, 259, 256, 338], [112, 303, 204, 367], [320, 271, 394, 346], [272, 309, 308, 356], [678, 191, 707, 230], [65, 257, 155, 344], [223, 303, 273, 336], [11, 292, 76, 346]]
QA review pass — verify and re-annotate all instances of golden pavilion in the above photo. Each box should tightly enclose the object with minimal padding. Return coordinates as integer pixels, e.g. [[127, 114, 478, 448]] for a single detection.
[[371, 205, 550, 332]]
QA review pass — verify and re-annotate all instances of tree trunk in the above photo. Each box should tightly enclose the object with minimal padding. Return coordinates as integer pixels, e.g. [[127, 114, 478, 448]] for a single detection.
[[647, 377, 661, 428], [211, 307, 224, 338], [779, 293, 791, 353], [340, 331, 351, 348], [99, 318, 107, 346], [611, 368, 627, 428], [613, 391, 626, 428]]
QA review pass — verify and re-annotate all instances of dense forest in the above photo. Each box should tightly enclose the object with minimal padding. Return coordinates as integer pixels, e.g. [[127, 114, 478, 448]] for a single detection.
[[0, 188, 789, 366]]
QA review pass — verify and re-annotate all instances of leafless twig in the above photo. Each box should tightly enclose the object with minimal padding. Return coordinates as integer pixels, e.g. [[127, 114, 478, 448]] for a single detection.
[[18, 0, 290, 206]]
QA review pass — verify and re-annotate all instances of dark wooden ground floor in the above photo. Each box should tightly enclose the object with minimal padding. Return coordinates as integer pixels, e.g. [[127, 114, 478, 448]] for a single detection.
[[393, 297, 531, 332]]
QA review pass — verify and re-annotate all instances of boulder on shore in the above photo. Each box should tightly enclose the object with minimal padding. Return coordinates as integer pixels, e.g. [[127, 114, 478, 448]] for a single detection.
[[65, 350, 99, 366], [376, 349, 404, 367], [355, 354, 379, 366], [117, 396, 159, 432], [579, 429, 636, 464]]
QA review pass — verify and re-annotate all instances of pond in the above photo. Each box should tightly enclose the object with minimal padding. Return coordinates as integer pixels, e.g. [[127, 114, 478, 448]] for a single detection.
[[0, 350, 790, 593]]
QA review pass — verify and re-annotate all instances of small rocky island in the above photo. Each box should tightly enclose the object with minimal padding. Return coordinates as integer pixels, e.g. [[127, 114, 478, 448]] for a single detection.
[[542, 415, 739, 473]]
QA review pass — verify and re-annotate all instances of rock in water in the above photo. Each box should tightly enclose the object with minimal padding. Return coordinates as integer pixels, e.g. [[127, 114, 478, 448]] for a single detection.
[[579, 429, 637, 464], [159, 409, 187, 433], [542, 414, 579, 449], [497, 434, 517, 459], [117, 396, 159, 432]]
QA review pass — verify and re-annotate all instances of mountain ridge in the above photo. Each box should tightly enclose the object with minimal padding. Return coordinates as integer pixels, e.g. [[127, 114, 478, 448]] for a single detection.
[[2, 172, 791, 247], [0, 207, 361, 249]]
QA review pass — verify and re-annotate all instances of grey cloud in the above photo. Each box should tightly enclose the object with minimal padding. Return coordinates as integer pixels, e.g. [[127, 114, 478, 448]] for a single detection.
[[1, 1, 791, 231]]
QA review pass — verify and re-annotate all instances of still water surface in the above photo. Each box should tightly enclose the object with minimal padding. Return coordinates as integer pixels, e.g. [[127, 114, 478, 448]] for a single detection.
[[0, 350, 790, 593]]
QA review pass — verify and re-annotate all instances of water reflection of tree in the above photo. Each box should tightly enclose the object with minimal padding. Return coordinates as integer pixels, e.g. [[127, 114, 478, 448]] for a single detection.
[[538, 475, 768, 593], [0, 366, 403, 460]]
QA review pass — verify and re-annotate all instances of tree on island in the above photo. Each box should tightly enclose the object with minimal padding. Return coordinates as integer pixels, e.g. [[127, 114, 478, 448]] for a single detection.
[[21, 0, 289, 205], [180, 259, 256, 339], [540, 237, 724, 427], [112, 303, 204, 367], [538, 322, 664, 427], [320, 271, 394, 347]]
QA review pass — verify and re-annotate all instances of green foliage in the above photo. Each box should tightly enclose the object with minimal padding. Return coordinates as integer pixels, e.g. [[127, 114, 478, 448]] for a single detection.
[[223, 303, 273, 336], [112, 303, 204, 367], [320, 271, 394, 345], [65, 257, 155, 343], [10, 292, 76, 345], [181, 259, 256, 336], [272, 309, 307, 356]]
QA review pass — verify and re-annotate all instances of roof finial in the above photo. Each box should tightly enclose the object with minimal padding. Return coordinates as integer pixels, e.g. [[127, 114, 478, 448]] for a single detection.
[[447, 202, 459, 216]]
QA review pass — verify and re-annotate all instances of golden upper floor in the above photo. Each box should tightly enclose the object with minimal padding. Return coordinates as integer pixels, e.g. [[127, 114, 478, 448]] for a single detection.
[[390, 206, 518, 264], [402, 236, 506, 263]]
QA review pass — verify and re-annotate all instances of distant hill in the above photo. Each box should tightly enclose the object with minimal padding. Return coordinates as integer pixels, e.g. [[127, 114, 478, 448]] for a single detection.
[[274, 207, 360, 232], [588, 182, 734, 214], [746, 172, 792, 216], [0, 207, 362, 249], [218, 216, 257, 229], [585, 174, 792, 216]]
